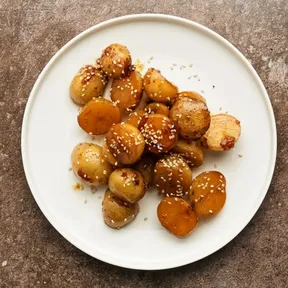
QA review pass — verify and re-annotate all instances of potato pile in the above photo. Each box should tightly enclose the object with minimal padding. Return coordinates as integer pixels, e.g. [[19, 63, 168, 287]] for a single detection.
[[70, 43, 241, 236]]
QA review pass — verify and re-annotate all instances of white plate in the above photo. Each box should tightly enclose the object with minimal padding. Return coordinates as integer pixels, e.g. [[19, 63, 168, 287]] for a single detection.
[[21, 14, 277, 270]]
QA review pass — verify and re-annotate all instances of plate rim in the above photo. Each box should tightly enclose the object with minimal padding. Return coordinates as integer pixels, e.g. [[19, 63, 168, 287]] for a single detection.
[[21, 13, 277, 270]]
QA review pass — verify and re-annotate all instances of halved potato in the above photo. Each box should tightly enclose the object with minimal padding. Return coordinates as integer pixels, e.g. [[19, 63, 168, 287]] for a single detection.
[[70, 65, 107, 105], [154, 154, 192, 197], [143, 68, 178, 103], [157, 197, 198, 237], [170, 97, 210, 140], [134, 157, 156, 189], [71, 143, 112, 187], [144, 102, 170, 117], [125, 110, 146, 128], [171, 139, 203, 167], [99, 43, 132, 79], [201, 114, 241, 151], [106, 123, 145, 164], [189, 171, 226, 216], [111, 70, 143, 112], [102, 189, 139, 229], [78, 98, 121, 135], [139, 114, 178, 154], [108, 168, 146, 203]]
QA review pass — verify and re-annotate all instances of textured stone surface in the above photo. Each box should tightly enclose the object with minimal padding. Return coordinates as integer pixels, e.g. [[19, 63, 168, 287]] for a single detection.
[[0, 0, 287, 287]]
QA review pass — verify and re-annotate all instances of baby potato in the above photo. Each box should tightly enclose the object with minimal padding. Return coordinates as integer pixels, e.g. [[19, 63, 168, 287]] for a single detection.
[[106, 123, 145, 164], [144, 102, 170, 117], [170, 97, 211, 140], [189, 171, 226, 216], [134, 157, 156, 189], [99, 44, 132, 79], [201, 114, 241, 151], [71, 143, 112, 187], [78, 98, 121, 135], [143, 68, 178, 103], [154, 154, 192, 197], [102, 141, 122, 167], [171, 139, 203, 168], [109, 168, 146, 203], [111, 70, 143, 112], [139, 114, 178, 154], [125, 110, 145, 128], [102, 189, 139, 229], [176, 91, 206, 104], [70, 65, 107, 105], [157, 197, 198, 237]]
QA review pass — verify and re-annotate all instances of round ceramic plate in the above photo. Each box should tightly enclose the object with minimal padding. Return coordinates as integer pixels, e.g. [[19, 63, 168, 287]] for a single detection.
[[22, 14, 277, 270]]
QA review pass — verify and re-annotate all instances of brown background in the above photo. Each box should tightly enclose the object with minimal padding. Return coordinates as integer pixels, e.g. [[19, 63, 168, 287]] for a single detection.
[[0, 0, 287, 287]]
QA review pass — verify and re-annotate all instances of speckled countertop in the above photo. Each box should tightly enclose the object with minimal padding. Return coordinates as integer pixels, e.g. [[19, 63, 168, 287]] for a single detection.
[[0, 0, 287, 287]]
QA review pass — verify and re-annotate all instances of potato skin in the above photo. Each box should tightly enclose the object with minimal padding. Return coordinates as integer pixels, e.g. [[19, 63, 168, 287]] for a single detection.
[[99, 44, 132, 79], [143, 68, 178, 103], [157, 197, 198, 237], [111, 70, 143, 113], [170, 97, 211, 140], [125, 110, 145, 128], [175, 91, 206, 104], [71, 143, 112, 187], [139, 114, 178, 154], [78, 98, 121, 135], [154, 154, 192, 197], [201, 114, 241, 151], [109, 168, 146, 203], [134, 157, 156, 190], [189, 171, 226, 216], [102, 189, 139, 229], [144, 102, 170, 117], [171, 139, 203, 168], [70, 65, 107, 105], [106, 123, 145, 164]]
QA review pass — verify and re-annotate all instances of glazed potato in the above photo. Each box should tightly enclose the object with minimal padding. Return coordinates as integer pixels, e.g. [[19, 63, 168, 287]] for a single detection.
[[170, 97, 211, 140], [144, 102, 170, 117], [139, 114, 178, 154], [109, 168, 146, 203], [78, 98, 121, 135], [189, 171, 226, 216], [99, 44, 132, 79], [134, 157, 156, 189], [176, 91, 206, 104], [106, 123, 145, 164], [111, 70, 143, 112], [125, 110, 145, 128], [171, 139, 203, 168], [102, 141, 122, 167], [102, 189, 139, 229], [143, 68, 178, 103], [201, 114, 241, 151], [154, 154, 192, 197], [157, 197, 198, 237], [71, 143, 112, 187], [70, 65, 107, 105]]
